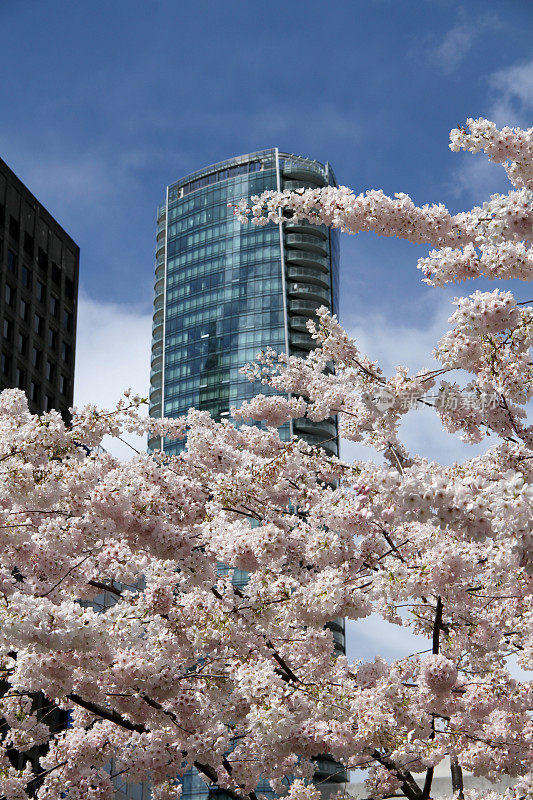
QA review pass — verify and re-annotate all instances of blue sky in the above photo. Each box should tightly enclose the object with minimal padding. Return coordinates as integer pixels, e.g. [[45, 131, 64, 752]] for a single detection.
[[2, 0, 532, 666], [1, 0, 532, 458], [2, 0, 531, 314]]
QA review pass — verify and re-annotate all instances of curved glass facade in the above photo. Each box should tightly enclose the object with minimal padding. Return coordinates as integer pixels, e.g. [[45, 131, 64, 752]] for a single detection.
[[144, 150, 345, 800], [149, 149, 340, 459]]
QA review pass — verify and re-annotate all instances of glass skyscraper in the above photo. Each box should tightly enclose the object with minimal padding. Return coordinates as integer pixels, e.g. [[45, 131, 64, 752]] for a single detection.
[[148, 149, 339, 458], [144, 150, 344, 800]]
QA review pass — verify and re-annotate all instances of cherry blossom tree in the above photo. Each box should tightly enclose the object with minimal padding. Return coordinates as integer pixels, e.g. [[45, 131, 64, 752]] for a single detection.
[[0, 118, 532, 800]]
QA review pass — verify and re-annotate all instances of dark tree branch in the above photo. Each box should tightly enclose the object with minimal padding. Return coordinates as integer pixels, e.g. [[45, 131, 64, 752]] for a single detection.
[[67, 693, 258, 800], [422, 596, 444, 800], [372, 750, 422, 800], [450, 755, 464, 799]]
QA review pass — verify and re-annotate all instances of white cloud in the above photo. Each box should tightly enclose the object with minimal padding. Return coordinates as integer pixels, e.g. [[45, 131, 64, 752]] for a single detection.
[[342, 297, 450, 375], [427, 14, 499, 75], [449, 155, 509, 202], [347, 615, 428, 663], [448, 57, 533, 203], [339, 293, 496, 465], [489, 58, 533, 127], [73, 294, 152, 459], [433, 21, 475, 74]]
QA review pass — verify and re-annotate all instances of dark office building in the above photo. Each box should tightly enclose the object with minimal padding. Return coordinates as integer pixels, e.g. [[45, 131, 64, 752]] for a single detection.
[[0, 156, 79, 796], [0, 157, 79, 419]]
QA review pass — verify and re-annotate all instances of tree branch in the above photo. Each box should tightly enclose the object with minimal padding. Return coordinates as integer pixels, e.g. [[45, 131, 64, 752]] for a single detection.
[[67, 693, 258, 800], [450, 755, 464, 799], [422, 596, 444, 800], [371, 750, 422, 800]]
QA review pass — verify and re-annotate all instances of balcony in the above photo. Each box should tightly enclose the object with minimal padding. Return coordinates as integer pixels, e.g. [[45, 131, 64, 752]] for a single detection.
[[290, 316, 313, 332], [289, 331, 315, 351], [282, 180, 314, 193], [326, 618, 345, 634], [151, 352, 163, 372], [289, 299, 321, 317], [284, 221, 327, 240], [152, 321, 164, 341], [288, 283, 331, 305], [287, 266, 329, 288], [150, 387, 162, 405], [154, 276, 165, 296], [293, 419, 337, 439], [312, 757, 346, 782], [148, 433, 162, 450], [285, 250, 328, 271], [282, 162, 327, 186], [156, 242, 165, 259], [285, 233, 327, 255]]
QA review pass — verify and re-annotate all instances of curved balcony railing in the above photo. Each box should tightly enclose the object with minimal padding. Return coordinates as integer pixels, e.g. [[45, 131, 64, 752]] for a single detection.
[[326, 618, 345, 634], [147, 434, 162, 451], [285, 233, 327, 255], [290, 316, 313, 332], [154, 295, 164, 313], [154, 276, 165, 296], [150, 387, 162, 406], [282, 180, 316, 192], [151, 353, 163, 373], [293, 419, 337, 439], [288, 283, 331, 305], [151, 342, 163, 360], [312, 756, 346, 782], [289, 299, 321, 317], [289, 331, 315, 351], [282, 162, 327, 186], [157, 203, 166, 222], [287, 266, 329, 288], [285, 250, 329, 271], [153, 308, 164, 326], [156, 228, 166, 244], [156, 242, 165, 259], [284, 221, 327, 240]]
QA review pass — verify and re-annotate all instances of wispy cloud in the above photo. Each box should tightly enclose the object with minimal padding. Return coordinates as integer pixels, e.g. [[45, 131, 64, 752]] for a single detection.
[[449, 154, 508, 202], [449, 56, 533, 202], [433, 21, 476, 74], [426, 13, 499, 75], [489, 58, 533, 127], [347, 615, 427, 663], [339, 292, 497, 466]]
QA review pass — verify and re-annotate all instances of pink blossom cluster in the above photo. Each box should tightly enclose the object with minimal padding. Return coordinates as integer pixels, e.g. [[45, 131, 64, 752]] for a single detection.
[[232, 120, 533, 293], [0, 119, 531, 800], [449, 117, 533, 190]]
